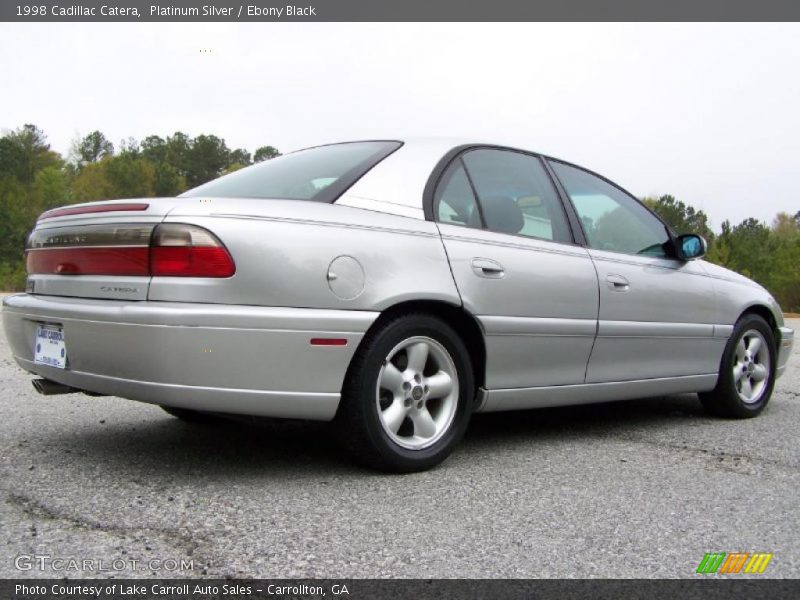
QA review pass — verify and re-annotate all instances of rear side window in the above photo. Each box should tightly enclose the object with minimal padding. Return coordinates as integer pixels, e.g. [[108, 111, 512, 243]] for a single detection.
[[460, 149, 572, 243], [434, 161, 482, 228], [182, 141, 401, 202]]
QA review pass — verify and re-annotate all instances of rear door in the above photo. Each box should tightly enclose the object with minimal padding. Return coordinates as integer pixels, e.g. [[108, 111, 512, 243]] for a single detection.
[[434, 148, 599, 390], [548, 160, 719, 382]]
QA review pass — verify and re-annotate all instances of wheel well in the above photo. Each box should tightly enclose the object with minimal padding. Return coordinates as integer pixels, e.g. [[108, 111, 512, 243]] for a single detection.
[[740, 304, 780, 343], [364, 300, 487, 390]]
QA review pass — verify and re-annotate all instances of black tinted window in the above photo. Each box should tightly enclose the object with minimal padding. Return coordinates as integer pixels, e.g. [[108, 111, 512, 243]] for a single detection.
[[461, 149, 572, 243], [550, 161, 671, 256], [182, 141, 401, 202]]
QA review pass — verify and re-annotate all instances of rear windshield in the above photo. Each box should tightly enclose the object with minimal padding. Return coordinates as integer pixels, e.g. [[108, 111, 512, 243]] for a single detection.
[[181, 141, 401, 202]]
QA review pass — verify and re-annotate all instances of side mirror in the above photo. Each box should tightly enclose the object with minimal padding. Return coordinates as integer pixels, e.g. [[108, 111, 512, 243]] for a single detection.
[[675, 234, 707, 261]]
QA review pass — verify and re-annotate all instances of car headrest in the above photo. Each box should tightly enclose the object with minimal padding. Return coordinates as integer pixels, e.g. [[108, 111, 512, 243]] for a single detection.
[[483, 196, 524, 234]]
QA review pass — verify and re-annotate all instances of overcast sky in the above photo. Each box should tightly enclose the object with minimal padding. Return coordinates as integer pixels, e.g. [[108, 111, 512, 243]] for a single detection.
[[1, 22, 798, 228]]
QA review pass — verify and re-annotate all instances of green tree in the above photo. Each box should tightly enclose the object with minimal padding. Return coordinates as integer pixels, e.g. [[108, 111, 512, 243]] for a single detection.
[[185, 134, 230, 187], [229, 148, 251, 166], [0, 124, 60, 184], [104, 154, 156, 198], [705, 223, 730, 265], [0, 125, 66, 290], [153, 163, 184, 196], [768, 213, 800, 311], [725, 218, 774, 281], [71, 161, 114, 201], [75, 130, 114, 165], [32, 165, 69, 212], [71, 154, 156, 201], [0, 175, 33, 289], [223, 163, 247, 175], [773, 211, 800, 239], [642, 194, 713, 239], [0, 176, 30, 261], [254, 145, 281, 162], [0, 137, 24, 180], [164, 132, 192, 182], [140, 135, 168, 163]]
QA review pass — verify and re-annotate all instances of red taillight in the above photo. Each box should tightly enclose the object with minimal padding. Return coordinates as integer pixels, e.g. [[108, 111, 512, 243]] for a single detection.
[[149, 224, 235, 278], [26, 247, 150, 276], [25, 223, 235, 279], [26, 224, 154, 276]]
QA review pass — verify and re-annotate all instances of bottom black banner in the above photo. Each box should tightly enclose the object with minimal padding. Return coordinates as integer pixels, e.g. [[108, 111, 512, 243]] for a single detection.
[[2, 579, 800, 600]]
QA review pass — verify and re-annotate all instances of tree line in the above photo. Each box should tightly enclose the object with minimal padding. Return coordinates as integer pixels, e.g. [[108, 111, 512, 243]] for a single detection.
[[0, 124, 798, 312]]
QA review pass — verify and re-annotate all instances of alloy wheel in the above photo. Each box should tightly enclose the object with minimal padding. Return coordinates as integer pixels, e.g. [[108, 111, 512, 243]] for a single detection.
[[375, 336, 459, 450], [733, 329, 770, 404]]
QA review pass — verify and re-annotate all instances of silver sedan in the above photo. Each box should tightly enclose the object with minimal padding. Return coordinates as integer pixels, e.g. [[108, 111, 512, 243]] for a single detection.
[[2, 139, 794, 472]]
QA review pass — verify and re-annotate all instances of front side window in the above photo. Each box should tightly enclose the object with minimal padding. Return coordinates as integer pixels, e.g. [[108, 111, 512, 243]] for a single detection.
[[182, 141, 401, 202], [460, 149, 572, 243], [550, 161, 671, 257]]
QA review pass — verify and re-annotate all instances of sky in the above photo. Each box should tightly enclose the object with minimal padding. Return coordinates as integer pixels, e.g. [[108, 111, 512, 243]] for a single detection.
[[1, 22, 798, 229]]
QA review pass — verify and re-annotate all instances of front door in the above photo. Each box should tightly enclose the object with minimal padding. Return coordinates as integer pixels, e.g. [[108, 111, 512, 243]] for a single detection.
[[548, 160, 719, 383]]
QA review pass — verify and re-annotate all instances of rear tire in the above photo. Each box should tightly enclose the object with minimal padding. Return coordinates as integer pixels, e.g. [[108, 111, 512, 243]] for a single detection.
[[699, 314, 776, 418], [161, 406, 220, 424], [334, 313, 475, 473]]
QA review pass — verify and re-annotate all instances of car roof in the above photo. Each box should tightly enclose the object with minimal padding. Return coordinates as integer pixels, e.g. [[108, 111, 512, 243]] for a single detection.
[[338, 137, 545, 219]]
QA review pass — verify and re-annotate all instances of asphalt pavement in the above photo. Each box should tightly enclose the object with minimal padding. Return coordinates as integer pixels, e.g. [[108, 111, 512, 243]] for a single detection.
[[1, 303, 798, 578]]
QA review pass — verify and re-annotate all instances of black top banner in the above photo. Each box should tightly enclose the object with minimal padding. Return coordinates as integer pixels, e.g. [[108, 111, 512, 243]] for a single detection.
[[2, 0, 800, 22]]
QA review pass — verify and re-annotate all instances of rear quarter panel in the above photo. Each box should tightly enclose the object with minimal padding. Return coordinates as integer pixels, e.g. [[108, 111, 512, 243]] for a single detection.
[[149, 198, 461, 310]]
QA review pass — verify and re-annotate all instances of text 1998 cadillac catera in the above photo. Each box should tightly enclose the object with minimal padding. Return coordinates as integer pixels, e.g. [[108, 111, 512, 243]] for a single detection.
[[2, 139, 794, 471]]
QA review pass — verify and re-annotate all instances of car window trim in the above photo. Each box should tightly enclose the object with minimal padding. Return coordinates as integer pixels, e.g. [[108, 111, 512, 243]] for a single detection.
[[458, 156, 487, 228], [424, 144, 582, 247], [541, 157, 588, 247]]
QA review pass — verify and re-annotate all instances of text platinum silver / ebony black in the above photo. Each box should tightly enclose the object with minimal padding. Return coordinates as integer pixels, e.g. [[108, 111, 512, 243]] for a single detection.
[[2, 139, 794, 471]]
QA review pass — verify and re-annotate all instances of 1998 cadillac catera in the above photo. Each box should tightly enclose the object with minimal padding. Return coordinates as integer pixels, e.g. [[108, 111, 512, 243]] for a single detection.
[[2, 139, 794, 471]]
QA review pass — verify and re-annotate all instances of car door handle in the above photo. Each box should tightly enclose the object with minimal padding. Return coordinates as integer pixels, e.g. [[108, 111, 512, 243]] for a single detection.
[[471, 258, 505, 279], [606, 274, 630, 291]]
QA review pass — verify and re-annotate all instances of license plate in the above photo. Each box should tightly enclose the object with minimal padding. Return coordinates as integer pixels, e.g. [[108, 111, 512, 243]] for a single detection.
[[34, 325, 67, 369]]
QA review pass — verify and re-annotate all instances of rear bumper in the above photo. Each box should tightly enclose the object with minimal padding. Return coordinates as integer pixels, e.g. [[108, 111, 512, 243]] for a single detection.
[[777, 326, 794, 379], [2, 294, 378, 420]]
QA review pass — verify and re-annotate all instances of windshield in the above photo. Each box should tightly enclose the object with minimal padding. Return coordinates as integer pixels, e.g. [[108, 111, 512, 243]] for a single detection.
[[181, 141, 401, 202]]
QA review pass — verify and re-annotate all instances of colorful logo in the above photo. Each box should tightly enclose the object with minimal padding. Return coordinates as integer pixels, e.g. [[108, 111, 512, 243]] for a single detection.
[[696, 552, 773, 574]]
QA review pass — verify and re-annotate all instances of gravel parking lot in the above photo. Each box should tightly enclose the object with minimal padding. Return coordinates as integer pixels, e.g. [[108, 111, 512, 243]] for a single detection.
[[1, 300, 797, 579]]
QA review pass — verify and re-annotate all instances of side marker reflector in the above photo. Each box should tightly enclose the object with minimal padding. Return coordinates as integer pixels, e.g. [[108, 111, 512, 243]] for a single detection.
[[310, 338, 348, 346]]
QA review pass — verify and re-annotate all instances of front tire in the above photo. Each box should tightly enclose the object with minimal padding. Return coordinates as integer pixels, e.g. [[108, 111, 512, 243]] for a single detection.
[[335, 313, 475, 472], [699, 314, 776, 418]]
